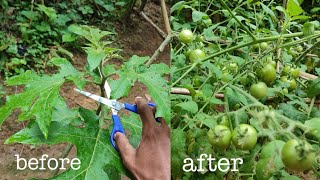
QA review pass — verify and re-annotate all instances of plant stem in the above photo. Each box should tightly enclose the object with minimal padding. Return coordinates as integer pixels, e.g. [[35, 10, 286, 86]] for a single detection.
[[146, 34, 171, 66], [160, 0, 171, 35], [172, 32, 320, 86]]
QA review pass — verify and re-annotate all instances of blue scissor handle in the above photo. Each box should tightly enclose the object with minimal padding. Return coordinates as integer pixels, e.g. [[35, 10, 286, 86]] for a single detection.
[[124, 102, 160, 122], [110, 114, 125, 151], [124, 102, 156, 113]]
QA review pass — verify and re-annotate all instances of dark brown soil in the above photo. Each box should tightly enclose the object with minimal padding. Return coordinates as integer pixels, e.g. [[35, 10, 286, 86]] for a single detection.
[[0, 1, 169, 179]]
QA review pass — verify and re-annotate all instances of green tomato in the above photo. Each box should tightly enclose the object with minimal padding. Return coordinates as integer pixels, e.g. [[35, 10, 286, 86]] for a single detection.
[[193, 76, 201, 87], [252, 43, 260, 49], [269, 60, 276, 68], [290, 68, 300, 79], [282, 88, 289, 94], [189, 49, 206, 62], [288, 79, 297, 90], [203, 19, 212, 27], [296, 45, 303, 53], [184, 48, 192, 58], [280, 76, 288, 83], [196, 35, 204, 42], [281, 139, 315, 171], [283, 65, 291, 75], [208, 125, 232, 150], [260, 42, 268, 50], [240, 76, 249, 86], [250, 82, 268, 99], [260, 64, 277, 84], [179, 29, 194, 44], [231, 124, 257, 150], [221, 73, 233, 82]]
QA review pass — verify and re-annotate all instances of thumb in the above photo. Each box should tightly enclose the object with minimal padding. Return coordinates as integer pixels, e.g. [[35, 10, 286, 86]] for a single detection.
[[114, 132, 135, 163]]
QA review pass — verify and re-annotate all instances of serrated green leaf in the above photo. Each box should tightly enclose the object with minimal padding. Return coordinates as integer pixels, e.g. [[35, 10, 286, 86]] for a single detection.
[[0, 58, 84, 138], [110, 71, 134, 99], [148, 63, 170, 75], [5, 108, 141, 179], [137, 72, 170, 120], [175, 101, 198, 114], [110, 56, 170, 121]]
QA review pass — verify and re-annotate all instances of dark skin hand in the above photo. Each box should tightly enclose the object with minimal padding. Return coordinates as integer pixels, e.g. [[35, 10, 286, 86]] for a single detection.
[[114, 97, 170, 180]]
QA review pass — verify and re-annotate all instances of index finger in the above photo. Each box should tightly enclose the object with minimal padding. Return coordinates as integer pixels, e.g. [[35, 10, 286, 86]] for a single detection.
[[135, 97, 157, 128]]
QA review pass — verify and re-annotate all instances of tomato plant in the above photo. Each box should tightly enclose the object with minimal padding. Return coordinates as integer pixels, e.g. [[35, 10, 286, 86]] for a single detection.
[[171, 0, 320, 179]]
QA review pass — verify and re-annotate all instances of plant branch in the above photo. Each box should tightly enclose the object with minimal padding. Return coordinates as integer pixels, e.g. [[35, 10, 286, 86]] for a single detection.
[[137, 10, 167, 39], [172, 32, 320, 86], [218, 0, 257, 41], [146, 34, 171, 66], [160, 0, 171, 35]]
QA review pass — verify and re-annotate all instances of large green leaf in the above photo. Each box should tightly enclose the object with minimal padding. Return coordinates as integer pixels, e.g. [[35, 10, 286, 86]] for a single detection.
[[110, 55, 170, 121], [287, 0, 303, 16], [0, 58, 85, 138], [5, 108, 142, 179]]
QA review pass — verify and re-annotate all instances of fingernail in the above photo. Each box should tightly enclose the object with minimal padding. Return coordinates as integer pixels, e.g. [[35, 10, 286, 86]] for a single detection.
[[114, 133, 117, 139], [136, 96, 142, 99]]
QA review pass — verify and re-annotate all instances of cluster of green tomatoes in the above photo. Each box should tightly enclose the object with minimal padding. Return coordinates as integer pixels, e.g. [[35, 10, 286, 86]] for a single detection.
[[178, 29, 317, 174]]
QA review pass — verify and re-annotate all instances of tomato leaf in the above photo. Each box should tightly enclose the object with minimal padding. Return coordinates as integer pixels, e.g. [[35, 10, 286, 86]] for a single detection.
[[306, 78, 320, 97], [192, 11, 208, 22], [175, 101, 198, 114], [305, 118, 320, 139], [302, 22, 315, 37], [0, 58, 85, 138], [278, 103, 307, 122]]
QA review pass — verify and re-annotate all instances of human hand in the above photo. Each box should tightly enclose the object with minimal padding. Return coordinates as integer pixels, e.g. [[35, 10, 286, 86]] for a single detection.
[[114, 97, 170, 180]]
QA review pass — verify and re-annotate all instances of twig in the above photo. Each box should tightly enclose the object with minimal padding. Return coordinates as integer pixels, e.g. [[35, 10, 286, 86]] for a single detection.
[[146, 34, 171, 66], [137, 10, 167, 39], [160, 0, 171, 35], [299, 71, 318, 80], [51, 144, 74, 177]]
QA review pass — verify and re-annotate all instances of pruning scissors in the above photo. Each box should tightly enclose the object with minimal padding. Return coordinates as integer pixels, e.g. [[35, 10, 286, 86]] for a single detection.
[[74, 82, 157, 151]]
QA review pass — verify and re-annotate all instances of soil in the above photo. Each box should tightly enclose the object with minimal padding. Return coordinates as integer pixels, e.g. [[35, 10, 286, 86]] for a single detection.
[[0, 2, 169, 180]]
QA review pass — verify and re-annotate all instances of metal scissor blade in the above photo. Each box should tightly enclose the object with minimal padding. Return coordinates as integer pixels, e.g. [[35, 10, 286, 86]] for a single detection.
[[74, 88, 124, 111]]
